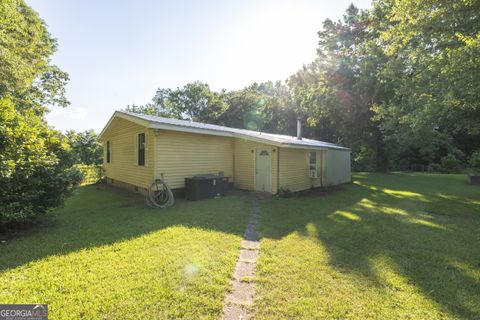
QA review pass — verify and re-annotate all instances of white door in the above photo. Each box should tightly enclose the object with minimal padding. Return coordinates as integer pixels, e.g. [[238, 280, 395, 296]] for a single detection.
[[255, 148, 272, 192]]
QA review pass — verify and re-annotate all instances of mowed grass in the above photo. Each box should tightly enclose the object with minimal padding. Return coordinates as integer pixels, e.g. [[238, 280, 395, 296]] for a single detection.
[[0, 186, 251, 319], [255, 173, 480, 319]]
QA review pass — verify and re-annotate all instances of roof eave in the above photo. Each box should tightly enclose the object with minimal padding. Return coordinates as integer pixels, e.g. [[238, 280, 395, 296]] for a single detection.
[[149, 123, 233, 137], [233, 133, 335, 151], [98, 111, 150, 140], [276, 143, 327, 151]]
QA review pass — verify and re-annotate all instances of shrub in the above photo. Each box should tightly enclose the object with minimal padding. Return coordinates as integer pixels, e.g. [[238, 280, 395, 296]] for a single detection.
[[469, 151, 480, 173], [440, 153, 462, 173], [0, 98, 81, 229], [427, 163, 441, 172], [352, 147, 376, 172], [74, 164, 103, 185]]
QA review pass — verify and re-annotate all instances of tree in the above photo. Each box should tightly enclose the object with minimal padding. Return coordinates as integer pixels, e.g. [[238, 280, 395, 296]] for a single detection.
[[0, 98, 82, 227], [287, 5, 390, 171], [124, 1, 479, 172], [66, 130, 103, 165], [127, 81, 298, 136], [0, 0, 79, 228], [0, 0, 69, 111], [125, 103, 158, 116], [218, 82, 296, 134], [153, 81, 227, 123], [372, 0, 480, 164]]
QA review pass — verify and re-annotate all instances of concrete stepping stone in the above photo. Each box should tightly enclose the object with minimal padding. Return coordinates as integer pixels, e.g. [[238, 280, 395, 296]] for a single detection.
[[222, 194, 263, 320], [241, 240, 260, 250], [221, 304, 250, 320], [234, 261, 256, 279], [226, 281, 255, 305], [239, 249, 258, 262]]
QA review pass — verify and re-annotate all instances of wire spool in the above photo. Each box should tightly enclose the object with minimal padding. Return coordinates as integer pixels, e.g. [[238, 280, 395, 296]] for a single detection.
[[146, 178, 175, 208]]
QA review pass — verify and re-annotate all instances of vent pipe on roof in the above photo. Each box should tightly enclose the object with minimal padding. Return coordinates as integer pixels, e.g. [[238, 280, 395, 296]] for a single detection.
[[296, 117, 302, 140]]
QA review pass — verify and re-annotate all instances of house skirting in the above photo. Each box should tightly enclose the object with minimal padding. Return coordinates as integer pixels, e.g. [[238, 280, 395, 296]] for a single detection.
[[106, 177, 148, 196]]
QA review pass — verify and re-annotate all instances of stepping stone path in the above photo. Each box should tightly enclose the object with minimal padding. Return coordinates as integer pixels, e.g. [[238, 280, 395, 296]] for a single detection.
[[221, 195, 262, 320]]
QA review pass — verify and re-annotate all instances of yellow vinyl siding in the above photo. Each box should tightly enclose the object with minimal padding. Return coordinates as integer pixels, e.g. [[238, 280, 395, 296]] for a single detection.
[[278, 148, 324, 192], [100, 115, 350, 194], [233, 139, 278, 193], [155, 130, 234, 189], [102, 118, 154, 188]]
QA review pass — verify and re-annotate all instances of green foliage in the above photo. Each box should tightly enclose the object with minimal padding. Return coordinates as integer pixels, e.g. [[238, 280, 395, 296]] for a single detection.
[[440, 153, 463, 173], [373, 0, 480, 164], [469, 151, 480, 173], [0, 98, 81, 228], [0, 0, 78, 229], [153, 81, 227, 123], [74, 164, 103, 185], [125, 103, 158, 115], [124, 1, 478, 173], [427, 163, 442, 173], [0, 0, 69, 110], [219, 82, 296, 134], [65, 130, 103, 165], [352, 147, 377, 172], [126, 81, 297, 136]]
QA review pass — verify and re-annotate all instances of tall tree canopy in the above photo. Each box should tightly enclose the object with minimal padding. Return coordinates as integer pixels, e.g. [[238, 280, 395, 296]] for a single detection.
[[0, 0, 69, 111], [287, 5, 390, 171], [0, 0, 79, 228], [125, 0, 479, 172], [153, 81, 227, 123], [372, 0, 480, 164]]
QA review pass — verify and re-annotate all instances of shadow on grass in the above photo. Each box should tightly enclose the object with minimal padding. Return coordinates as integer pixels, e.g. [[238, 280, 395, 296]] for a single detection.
[[259, 173, 480, 319], [0, 184, 251, 272]]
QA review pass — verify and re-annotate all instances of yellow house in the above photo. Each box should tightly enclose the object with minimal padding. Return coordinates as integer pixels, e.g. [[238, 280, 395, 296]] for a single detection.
[[98, 111, 351, 195]]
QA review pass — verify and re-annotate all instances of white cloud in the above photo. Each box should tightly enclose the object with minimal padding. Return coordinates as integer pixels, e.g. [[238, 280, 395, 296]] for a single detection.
[[50, 106, 88, 120]]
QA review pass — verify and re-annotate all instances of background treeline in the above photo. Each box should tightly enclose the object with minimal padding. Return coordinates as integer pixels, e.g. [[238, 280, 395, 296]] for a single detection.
[[126, 1, 480, 172]]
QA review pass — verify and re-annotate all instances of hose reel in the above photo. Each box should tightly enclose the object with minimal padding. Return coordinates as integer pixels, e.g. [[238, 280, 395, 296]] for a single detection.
[[146, 178, 174, 208]]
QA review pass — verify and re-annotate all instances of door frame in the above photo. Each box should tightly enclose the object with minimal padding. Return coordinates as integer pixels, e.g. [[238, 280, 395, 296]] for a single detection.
[[254, 147, 272, 193]]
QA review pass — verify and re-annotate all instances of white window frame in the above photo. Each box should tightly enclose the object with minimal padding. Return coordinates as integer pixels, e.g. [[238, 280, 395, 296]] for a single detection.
[[308, 151, 317, 170]]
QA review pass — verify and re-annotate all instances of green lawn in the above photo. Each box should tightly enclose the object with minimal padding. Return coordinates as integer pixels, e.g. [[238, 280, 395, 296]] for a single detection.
[[0, 186, 251, 319], [255, 173, 480, 319], [1, 174, 479, 319]]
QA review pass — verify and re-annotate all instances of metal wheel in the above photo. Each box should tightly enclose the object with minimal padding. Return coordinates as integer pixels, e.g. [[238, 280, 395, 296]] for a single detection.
[[151, 180, 169, 206]]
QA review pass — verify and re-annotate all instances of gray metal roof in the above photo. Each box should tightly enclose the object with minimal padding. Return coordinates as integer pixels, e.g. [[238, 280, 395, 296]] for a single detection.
[[111, 110, 350, 151]]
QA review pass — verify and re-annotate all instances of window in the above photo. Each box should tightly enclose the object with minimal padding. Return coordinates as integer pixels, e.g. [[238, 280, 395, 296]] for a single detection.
[[106, 141, 111, 163], [138, 133, 145, 166], [308, 151, 316, 170]]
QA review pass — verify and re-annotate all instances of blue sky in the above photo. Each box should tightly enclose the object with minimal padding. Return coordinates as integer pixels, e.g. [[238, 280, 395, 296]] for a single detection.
[[27, 0, 372, 132]]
